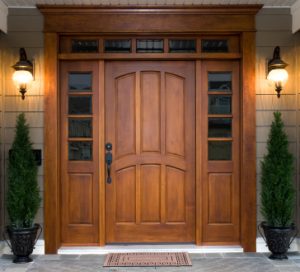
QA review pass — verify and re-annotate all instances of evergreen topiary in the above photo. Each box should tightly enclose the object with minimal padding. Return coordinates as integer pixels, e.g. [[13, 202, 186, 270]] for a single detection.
[[260, 111, 295, 227], [6, 113, 41, 229]]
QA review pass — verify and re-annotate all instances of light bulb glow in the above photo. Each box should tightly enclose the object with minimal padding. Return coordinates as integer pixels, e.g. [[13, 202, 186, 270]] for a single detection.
[[12, 70, 33, 85], [267, 68, 288, 83]]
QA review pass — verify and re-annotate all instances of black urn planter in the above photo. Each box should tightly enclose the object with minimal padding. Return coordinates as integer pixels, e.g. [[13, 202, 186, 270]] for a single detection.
[[3, 224, 42, 263], [258, 222, 297, 260]]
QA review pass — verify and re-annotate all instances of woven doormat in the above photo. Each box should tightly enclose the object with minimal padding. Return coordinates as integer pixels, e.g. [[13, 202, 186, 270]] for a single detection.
[[103, 252, 192, 267]]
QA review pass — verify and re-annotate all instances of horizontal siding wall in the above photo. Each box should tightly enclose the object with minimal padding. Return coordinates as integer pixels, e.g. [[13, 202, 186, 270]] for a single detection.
[[0, 8, 44, 235], [255, 8, 300, 227], [0, 34, 7, 238]]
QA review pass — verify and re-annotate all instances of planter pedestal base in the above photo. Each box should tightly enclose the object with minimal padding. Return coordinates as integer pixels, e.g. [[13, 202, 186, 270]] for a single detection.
[[269, 253, 288, 260], [13, 256, 33, 264]]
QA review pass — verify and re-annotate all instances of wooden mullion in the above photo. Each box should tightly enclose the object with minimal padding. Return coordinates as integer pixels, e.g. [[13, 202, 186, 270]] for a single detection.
[[197, 37, 201, 53], [68, 114, 93, 118], [98, 38, 104, 53], [240, 31, 256, 252], [68, 138, 93, 141], [68, 92, 93, 95], [164, 38, 169, 53], [58, 52, 241, 60], [136, 71, 141, 225], [132, 38, 136, 53], [44, 32, 60, 254], [195, 60, 202, 245], [208, 138, 232, 142], [98, 60, 105, 246], [208, 91, 232, 95], [208, 114, 233, 118], [160, 71, 166, 225]]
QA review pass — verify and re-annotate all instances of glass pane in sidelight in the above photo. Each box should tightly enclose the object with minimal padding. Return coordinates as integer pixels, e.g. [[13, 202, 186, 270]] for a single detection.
[[69, 141, 92, 161], [208, 95, 231, 115], [69, 96, 92, 115], [208, 141, 232, 161], [208, 72, 232, 92], [69, 73, 92, 92], [208, 118, 232, 138], [69, 118, 92, 138]]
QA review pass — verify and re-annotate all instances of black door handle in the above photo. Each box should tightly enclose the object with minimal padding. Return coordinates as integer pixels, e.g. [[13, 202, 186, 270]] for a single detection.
[[105, 143, 112, 184]]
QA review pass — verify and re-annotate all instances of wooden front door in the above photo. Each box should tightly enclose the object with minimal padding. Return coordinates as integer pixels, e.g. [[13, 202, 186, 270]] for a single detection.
[[105, 61, 195, 243]]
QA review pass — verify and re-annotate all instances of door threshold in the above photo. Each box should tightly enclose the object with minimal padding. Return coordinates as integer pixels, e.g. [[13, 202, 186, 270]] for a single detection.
[[58, 244, 243, 255]]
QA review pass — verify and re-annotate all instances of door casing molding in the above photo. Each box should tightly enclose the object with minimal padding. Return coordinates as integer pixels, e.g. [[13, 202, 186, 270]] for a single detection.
[[40, 5, 261, 253]]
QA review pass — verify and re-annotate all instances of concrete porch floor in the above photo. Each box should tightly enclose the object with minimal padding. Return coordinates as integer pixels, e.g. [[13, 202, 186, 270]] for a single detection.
[[2, 253, 300, 271]]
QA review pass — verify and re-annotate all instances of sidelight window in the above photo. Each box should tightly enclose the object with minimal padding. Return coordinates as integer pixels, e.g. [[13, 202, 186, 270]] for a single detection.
[[207, 72, 233, 161], [67, 72, 93, 161]]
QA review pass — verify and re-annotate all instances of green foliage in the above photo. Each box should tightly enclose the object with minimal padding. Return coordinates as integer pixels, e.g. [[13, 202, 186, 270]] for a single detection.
[[6, 113, 41, 228], [260, 111, 295, 227]]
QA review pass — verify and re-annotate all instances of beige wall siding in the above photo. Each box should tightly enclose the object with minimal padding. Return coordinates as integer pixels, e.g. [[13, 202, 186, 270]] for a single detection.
[[0, 34, 7, 237], [255, 8, 300, 227], [0, 6, 300, 240], [0, 8, 44, 234]]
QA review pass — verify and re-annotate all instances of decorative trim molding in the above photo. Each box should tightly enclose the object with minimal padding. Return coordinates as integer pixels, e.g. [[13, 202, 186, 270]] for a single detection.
[[291, 0, 300, 33], [0, 0, 8, 33], [38, 4, 262, 14], [38, 5, 262, 33], [41, 5, 260, 253]]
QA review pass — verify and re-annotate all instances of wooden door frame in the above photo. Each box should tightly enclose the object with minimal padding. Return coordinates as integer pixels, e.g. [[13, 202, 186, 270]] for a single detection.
[[40, 5, 261, 253]]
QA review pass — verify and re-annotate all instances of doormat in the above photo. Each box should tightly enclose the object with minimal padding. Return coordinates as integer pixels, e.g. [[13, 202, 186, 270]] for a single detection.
[[103, 252, 192, 267]]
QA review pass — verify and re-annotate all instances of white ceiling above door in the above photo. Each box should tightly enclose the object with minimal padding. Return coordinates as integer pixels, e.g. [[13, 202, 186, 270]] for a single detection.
[[1, 0, 299, 8], [1, 0, 300, 34]]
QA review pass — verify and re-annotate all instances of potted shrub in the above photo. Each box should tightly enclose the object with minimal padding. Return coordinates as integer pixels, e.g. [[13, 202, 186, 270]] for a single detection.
[[4, 113, 41, 263], [258, 111, 297, 260]]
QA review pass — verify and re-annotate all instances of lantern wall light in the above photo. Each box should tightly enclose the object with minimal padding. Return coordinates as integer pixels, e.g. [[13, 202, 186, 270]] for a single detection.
[[267, 46, 288, 98], [12, 48, 34, 100]]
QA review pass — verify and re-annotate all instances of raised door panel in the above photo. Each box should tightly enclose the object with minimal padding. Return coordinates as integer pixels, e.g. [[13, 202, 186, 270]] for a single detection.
[[115, 74, 136, 158], [165, 73, 185, 157], [105, 61, 195, 243], [166, 166, 186, 223], [141, 72, 161, 153], [140, 165, 161, 223], [115, 167, 136, 223], [208, 173, 232, 224], [68, 174, 93, 224]]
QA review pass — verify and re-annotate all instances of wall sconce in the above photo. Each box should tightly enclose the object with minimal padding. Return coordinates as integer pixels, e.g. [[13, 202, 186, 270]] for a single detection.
[[12, 48, 34, 100], [267, 46, 288, 98]]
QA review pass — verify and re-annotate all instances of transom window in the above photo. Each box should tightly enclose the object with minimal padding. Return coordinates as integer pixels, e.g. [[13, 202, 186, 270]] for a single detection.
[[60, 36, 240, 54]]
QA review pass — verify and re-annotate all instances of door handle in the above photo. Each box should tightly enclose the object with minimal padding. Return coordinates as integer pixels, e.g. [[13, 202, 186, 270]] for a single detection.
[[105, 143, 112, 184]]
